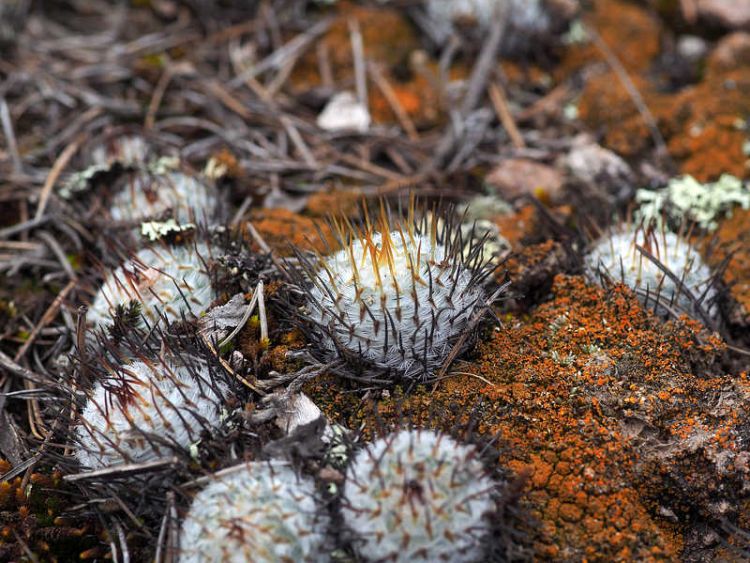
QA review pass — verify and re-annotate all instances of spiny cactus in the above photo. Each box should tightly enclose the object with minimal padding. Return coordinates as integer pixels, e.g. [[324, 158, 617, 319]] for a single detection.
[[75, 357, 226, 469], [295, 201, 496, 383], [341, 429, 496, 562], [108, 169, 217, 226], [178, 462, 329, 562], [585, 223, 718, 318], [87, 241, 215, 330]]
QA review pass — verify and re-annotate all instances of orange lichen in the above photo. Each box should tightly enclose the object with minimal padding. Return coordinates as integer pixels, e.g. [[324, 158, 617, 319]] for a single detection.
[[290, 3, 418, 91], [493, 204, 540, 248], [250, 208, 334, 256], [306, 275, 748, 559], [560, 0, 662, 78], [305, 189, 362, 218], [708, 208, 750, 324], [573, 1, 750, 178], [659, 70, 750, 181]]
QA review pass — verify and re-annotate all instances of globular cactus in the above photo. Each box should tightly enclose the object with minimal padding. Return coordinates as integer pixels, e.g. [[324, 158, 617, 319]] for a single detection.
[[585, 223, 718, 318], [90, 135, 150, 170], [75, 358, 226, 469], [341, 429, 496, 562], [178, 462, 329, 562], [425, 0, 561, 50], [295, 202, 496, 383], [87, 242, 215, 330], [108, 169, 218, 226]]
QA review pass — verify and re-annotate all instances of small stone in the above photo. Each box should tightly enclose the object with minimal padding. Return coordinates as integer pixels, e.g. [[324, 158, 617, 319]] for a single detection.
[[676, 35, 708, 62], [565, 137, 634, 202], [708, 32, 750, 75], [274, 393, 323, 435], [485, 158, 564, 201], [317, 91, 371, 133]]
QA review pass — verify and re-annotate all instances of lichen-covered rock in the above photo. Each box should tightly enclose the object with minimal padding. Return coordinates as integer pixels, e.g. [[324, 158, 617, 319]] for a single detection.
[[307, 275, 750, 559]]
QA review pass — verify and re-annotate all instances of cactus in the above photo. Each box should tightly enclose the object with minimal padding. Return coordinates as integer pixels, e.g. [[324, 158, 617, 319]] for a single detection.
[[585, 223, 718, 318], [75, 358, 226, 469], [178, 462, 329, 562], [295, 203, 495, 383], [87, 242, 215, 329], [341, 429, 496, 562], [108, 169, 217, 226]]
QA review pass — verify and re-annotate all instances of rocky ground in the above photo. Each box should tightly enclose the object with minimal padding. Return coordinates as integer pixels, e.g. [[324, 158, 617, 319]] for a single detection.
[[1, 0, 750, 561]]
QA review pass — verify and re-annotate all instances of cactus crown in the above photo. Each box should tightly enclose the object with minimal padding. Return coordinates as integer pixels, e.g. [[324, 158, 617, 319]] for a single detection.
[[295, 199, 496, 384], [585, 223, 717, 319], [87, 242, 215, 330], [75, 357, 226, 469], [341, 429, 496, 562], [178, 462, 329, 562]]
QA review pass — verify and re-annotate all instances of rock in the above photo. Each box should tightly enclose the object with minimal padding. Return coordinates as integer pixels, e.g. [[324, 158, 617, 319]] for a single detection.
[[274, 393, 324, 435], [485, 158, 564, 201], [697, 0, 750, 30], [565, 137, 635, 202], [316, 91, 371, 133], [707, 32, 750, 75], [676, 34, 709, 62]]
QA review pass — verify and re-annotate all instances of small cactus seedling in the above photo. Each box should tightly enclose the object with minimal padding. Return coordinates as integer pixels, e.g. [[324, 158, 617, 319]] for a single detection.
[[295, 201, 496, 383], [108, 169, 217, 226], [585, 223, 718, 319], [87, 242, 215, 330], [75, 357, 226, 469], [178, 462, 329, 562], [341, 429, 496, 562]]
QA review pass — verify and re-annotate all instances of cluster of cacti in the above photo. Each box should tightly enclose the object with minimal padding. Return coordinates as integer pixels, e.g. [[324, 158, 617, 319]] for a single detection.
[[176, 429, 498, 563], [295, 202, 495, 383]]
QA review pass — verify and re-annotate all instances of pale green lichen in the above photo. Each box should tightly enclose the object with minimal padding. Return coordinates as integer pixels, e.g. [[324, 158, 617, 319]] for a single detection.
[[140, 218, 195, 241], [636, 174, 750, 231]]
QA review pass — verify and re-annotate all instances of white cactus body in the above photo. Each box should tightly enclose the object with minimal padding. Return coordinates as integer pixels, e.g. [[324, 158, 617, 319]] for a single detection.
[[87, 242, 215, 329], [303, 212, 488, 381], [75, 359, 226, 469], [109, 170, 217, 225], [91, 135, 150, 169], [341, 429, 495, 562], [178, 463, 329, 562], [426, 0, 550, 45], [585, 225, 717, 316]]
